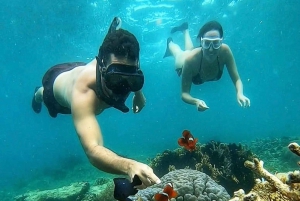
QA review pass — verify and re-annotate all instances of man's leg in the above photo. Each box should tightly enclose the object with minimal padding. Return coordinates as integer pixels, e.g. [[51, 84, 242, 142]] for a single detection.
[[35, 87, 44, 103], [32, 86, 43, 113]]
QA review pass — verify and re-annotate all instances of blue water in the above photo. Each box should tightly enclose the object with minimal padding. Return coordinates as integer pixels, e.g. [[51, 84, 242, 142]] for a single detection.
[[1, 0, 300, 195]]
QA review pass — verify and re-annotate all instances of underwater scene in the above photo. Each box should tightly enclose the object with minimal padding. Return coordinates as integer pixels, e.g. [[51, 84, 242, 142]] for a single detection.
[[1, 0, 300, 200]]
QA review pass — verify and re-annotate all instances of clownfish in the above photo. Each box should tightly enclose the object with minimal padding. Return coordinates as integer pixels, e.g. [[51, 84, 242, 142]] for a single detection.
[[154, 183, 178, 201], [177, 130, 198, 151]]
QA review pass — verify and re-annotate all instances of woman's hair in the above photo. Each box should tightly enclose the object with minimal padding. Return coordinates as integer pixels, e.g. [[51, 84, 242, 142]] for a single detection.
[[99, 29, 140, 61], [197, 21, 223, 38]]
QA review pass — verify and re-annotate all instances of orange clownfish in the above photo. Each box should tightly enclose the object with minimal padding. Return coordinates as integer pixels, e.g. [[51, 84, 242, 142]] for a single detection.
[[154, 183, 178, 201], [178, 130, 198, 151]]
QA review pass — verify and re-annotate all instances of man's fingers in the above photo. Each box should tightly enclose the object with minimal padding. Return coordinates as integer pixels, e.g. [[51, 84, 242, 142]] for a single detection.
[[139, 176, 161, 188], [147, 173, 161, 184], [137, 170, 161, 187], [137, 177, 152, 188]]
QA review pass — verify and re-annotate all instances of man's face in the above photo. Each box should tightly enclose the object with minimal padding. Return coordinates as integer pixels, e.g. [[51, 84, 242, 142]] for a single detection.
[[106, 54, 138, 67]]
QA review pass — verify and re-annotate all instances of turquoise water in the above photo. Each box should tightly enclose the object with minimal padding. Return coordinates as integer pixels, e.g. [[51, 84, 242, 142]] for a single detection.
[[1, 0, 300, 197]]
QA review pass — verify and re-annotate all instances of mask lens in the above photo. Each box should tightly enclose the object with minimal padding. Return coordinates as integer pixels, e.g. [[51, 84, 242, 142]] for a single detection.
[[202, 39, 211, 49], [126, 75, 144, 91], [201, 38, 222, 49], [212, 40, 222, 49], [104, 64, 144, 93]]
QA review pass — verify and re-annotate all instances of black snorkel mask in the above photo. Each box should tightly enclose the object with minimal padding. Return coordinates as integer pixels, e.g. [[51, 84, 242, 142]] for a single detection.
[[95, 16, 144, 113], [102, 62, 144, 94], [95, 47, 144, 113]]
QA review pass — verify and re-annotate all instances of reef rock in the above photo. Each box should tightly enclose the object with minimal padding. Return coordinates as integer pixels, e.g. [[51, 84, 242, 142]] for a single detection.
[[131, 169, 230, 201], [14, 182, 89, 201]]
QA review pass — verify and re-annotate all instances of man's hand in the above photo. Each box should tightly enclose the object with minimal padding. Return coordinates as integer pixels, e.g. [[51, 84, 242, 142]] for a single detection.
[[237, 94, 250, 108], [196, 99, 209, 111], [132, 91, 146, 113], [127, 160, 161, 189]]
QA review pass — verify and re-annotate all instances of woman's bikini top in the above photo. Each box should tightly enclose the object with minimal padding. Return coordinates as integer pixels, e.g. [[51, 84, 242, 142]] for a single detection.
[[192, 51, 223, 85]]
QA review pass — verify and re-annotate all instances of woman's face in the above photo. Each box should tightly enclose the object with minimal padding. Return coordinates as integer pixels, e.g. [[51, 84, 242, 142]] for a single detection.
[[201, 30, 222, 62]]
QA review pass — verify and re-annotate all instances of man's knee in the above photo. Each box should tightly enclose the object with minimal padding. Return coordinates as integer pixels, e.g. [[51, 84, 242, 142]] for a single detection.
[[35, 87, 44, 102]]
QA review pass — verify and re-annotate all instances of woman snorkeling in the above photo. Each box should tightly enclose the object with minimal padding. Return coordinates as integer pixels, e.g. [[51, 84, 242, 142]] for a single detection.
[[164, 21, 250, 111]]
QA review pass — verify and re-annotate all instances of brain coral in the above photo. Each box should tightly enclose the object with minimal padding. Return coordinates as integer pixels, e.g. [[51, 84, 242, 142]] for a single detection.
[[131, 169, 230, 201]]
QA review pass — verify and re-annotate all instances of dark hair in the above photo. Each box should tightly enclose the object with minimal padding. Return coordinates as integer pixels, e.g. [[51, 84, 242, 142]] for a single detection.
[[99, 29, 140, 62], [197, 21, 223, 39]]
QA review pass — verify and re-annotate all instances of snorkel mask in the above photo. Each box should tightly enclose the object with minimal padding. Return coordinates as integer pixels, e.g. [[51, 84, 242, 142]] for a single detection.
[[95, 17, 144, 113], [95, 47, 144, 113], [201, 37, 223, 49], [102, 62, 144, 95]]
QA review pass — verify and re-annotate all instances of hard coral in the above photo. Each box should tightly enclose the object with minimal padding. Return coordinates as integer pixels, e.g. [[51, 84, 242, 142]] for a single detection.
[[149, 141, 255, 195], [131, 169, 230, 201], [288, 142, 300, 157], [230, 142, 300, 201]]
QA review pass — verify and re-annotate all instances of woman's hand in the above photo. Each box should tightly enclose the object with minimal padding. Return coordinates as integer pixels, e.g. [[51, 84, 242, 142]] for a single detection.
[[132, 91, 146, 113], [237, 94, 250, 108], [196, 99, 209, 111]]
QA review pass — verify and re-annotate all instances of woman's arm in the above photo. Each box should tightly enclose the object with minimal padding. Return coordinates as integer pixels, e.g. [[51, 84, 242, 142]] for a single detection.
[[133, 90, 146, 113], [223, 45, 243, 93], [181, 60, 209, 111], [223, 44, 250, 107]]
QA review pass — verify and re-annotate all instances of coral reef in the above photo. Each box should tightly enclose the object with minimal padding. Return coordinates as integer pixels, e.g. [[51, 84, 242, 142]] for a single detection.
[[230, 142, 300, 201], [13, 138, 300, 201], [149, 141, 255, 195], [131, 169, 230, 201]]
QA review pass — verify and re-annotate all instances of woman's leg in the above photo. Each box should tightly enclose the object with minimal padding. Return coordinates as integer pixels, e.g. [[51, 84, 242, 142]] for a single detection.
[[183, 29, 194, 50], [170, 22, 194, 50], [168, 40, 183, 58]]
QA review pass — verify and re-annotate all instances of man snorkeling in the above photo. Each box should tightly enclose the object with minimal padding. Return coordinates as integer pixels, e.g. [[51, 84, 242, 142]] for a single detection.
[[31, 17, 161, 189]]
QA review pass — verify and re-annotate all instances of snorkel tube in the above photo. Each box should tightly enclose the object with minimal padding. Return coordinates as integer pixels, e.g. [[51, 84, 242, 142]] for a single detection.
[[108, 17, 122, 34]]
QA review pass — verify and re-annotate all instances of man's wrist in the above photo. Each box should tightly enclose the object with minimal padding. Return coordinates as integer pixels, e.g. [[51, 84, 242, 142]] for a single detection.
[[123, 158, 135, 175]]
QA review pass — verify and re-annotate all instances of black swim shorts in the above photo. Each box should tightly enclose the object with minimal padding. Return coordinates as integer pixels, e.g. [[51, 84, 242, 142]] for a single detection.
[[42, 62, 86, 118]]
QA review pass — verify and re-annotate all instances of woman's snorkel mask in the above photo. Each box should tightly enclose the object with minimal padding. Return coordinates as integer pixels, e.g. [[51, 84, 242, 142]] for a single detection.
[[95, 46, 144, 113]]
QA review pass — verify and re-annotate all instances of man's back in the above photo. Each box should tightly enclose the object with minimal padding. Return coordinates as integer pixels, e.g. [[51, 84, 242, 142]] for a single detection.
[[53, 59, 108, 114]]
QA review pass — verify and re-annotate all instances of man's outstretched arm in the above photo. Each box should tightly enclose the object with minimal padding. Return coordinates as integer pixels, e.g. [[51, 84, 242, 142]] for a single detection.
[[71, 89, 160, 187]]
